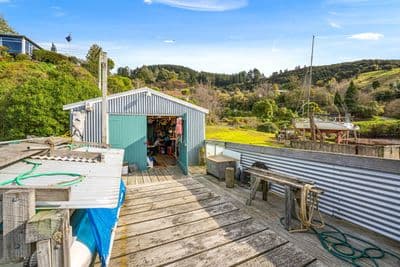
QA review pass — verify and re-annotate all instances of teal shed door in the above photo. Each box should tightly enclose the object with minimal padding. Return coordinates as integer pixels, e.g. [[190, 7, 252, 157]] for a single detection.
[[109, 115, 147, 170], [178, 113, 189, 175]]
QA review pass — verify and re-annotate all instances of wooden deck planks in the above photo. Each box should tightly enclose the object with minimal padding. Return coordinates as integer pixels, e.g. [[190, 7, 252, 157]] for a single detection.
[[120, 192, 218, 216], [109, 220, 266, 267], [115, 202, 238, 239], [119, 197, 225, 225], [105, 176, 323, 267], [124, 187, 212, 205], [238, 242, 317, 267], [127, 183, 205, 199], [111, 210, 252, 258], [166, 230, 288, 267]]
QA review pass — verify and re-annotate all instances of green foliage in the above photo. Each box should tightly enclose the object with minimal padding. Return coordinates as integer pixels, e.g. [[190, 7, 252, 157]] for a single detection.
[[374, 88, 399, 102], [0, 60, 100, 140], [355, 119, 400, 138], [107, 75, 133, 94], [181, 88, 190, 95], [256, 122, 279, 133], [0, 16, 17, 34], [32, 49, 68, 65], [15, 53, 31, 61], [0, 46, 12, 61], [384, 99, 400, 119], [344, 81, 359, 114], [372, 80, 380, 89], [252, 99, 276, 120], [83, 44, 115, 78], [334, 91, 345, 113]]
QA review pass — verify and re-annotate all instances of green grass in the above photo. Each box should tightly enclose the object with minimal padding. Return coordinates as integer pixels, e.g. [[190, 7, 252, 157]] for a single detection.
[[354, 68, 400, 89], [206, 125, 282, 147]]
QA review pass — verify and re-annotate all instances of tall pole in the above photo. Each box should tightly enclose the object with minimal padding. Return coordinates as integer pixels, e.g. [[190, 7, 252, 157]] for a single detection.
[[307, 35, 315, 117], [100, 52, 108, 145]]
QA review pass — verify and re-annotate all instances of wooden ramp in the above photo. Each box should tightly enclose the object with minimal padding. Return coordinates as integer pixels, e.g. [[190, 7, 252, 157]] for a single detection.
[[104, 178, 323, 267]]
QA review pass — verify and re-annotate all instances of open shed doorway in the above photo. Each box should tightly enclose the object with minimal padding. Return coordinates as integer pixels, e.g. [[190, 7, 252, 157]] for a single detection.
[[147, 116, 179, 168]]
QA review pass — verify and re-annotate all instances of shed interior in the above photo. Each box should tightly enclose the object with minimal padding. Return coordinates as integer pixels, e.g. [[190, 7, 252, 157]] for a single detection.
[[147, 116, 180, 168]]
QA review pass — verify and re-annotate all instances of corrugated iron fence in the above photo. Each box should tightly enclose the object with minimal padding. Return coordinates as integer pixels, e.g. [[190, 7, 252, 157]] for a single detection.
[[205, 140, 400, 242]]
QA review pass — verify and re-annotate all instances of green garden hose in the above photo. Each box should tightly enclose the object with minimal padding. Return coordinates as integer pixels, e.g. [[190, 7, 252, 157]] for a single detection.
[[0, 159, 85, 187], [280, 217, 400, 266]]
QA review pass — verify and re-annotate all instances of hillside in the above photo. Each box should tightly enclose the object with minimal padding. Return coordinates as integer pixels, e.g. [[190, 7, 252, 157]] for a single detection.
[[0, 59, 100, 141]]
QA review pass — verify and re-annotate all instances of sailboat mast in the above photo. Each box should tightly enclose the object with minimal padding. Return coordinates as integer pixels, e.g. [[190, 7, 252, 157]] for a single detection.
[[307, 35, 315, 116]]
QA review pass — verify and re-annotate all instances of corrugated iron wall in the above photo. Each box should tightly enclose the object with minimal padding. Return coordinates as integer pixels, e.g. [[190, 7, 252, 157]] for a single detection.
[[70, 91, 206, 165], [206, 141, 400, 242]]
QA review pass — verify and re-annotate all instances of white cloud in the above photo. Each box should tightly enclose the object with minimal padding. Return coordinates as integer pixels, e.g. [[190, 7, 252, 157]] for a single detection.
[[348, 32, 384, 40], [0, 0, 10, 3], [329, 21, 341, 28], [143, 0, 247, 11], [163, 39, 176, 43]]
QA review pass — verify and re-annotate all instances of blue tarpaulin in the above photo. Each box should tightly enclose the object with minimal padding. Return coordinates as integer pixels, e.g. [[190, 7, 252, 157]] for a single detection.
[[71, 180, 126, 266]]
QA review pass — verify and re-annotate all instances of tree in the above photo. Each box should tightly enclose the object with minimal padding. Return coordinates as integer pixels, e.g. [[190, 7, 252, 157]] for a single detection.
[[108, 75, 133, 94], [372, 80, 380, 89], [0, 16, 17, 34], [51, 43, 57, 52], [84, 44, 114, 78], [334, 91, 345, 113], [344, 81, 359, 114], [252, 99, 276, 120]]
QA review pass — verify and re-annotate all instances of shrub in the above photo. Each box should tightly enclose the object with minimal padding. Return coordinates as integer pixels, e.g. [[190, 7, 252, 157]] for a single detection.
[[15, 53, 31, 61], [257, 122, 279, 133], [385, 99, 400, 119], [32, 49, 68, 65], [355, 119, 400, 138]]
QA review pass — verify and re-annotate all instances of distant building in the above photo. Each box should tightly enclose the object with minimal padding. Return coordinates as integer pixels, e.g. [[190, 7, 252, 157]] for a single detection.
[[0, 33, 42, 56]]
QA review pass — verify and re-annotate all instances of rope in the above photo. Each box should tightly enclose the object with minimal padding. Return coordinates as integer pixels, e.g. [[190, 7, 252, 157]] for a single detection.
[[0, 159, 85, 187]]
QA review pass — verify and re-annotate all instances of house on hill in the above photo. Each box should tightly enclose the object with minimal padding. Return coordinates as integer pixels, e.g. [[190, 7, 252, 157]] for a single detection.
[[0, 33, 42, 56]]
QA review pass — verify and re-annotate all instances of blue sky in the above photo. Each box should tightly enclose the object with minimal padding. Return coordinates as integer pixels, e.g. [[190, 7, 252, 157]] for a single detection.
[[1, 0, 399, 74]]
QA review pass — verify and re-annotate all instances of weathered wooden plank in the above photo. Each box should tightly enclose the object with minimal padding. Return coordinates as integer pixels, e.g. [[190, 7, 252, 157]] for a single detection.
[[128, 183, 205, 200], [109, 219, 266, 267], [115, 202, 238, 240], [0, 143, 47, 169], [124, 187, 212, 205], [120, 192, 218, 215], [238, 242, 316, 267], [306, 260, 328, 267], [119, 197, 225, 225], [2, 189, 36, 262], [285, 186, 294, 230], [142, 170, 151, 184], [0, 187, 70, 202], [36, 239, 52, 267], [111, 210, 252, 258], [167, 230, 288, 267], [126, 178, 197, 192], [148, 168, 158, 183]]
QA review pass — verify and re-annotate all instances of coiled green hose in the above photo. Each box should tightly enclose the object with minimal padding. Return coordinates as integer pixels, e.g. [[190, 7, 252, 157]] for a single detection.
[[0, 159, 85, 187]]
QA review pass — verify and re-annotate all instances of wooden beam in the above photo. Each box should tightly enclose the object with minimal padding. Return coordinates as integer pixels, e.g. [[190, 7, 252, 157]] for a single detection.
[[2, 189, 35, 262], [36, 239, 52, 267], [0, 187, 70, 202], [284, 186, 294, 231]]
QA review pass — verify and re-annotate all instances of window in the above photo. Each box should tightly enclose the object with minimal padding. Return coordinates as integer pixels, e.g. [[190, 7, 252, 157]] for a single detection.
[[1, 37, 22, 54]]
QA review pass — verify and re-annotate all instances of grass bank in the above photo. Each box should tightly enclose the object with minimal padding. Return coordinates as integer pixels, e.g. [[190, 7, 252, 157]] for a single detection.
[[206, 125, 281, 147]]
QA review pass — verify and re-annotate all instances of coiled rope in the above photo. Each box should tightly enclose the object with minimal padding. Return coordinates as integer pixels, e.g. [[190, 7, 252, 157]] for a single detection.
[[0, 159, 85, 187]]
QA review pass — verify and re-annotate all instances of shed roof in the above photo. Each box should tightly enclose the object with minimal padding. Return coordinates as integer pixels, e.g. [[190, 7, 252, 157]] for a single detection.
[[63, 87, 209, 114]]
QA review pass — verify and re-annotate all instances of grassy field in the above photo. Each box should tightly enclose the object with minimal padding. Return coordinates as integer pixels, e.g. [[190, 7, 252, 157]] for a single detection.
[[206, 125, 281, 147], [354, 67, 400, 89]]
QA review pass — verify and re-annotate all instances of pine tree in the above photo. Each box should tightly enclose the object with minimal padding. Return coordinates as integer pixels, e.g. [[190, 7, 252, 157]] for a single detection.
[[344, 81, 358, 113]]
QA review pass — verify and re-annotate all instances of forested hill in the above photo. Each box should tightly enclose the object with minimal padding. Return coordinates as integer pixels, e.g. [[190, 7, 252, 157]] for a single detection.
[[268, 59, 400, 86]]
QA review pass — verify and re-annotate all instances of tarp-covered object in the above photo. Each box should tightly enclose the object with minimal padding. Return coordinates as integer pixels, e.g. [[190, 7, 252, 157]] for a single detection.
[[72, 180, 126, 266]]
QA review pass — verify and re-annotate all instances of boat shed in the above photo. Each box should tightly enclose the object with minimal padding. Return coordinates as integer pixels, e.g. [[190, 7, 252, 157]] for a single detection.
[[63, 87, 208, 173]]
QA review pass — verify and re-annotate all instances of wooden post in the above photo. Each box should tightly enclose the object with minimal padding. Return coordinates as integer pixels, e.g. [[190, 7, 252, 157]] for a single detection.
[[284, 186, 294, 231], [261, 180, 269, 201], [225, 167, 235, 188], [2, 189, 35, 262], [37, 239, 52, 267]]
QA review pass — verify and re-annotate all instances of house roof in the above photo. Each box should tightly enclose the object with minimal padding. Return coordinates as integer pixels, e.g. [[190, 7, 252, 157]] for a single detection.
[[0, 33, 43, 50], [294, 118, 359, 131], [63, 87, 209, 114]]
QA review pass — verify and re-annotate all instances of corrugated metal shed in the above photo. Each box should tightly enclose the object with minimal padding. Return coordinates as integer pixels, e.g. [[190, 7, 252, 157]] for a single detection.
[[0, 147, 124, 209], [63, 87, 208, 165]]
